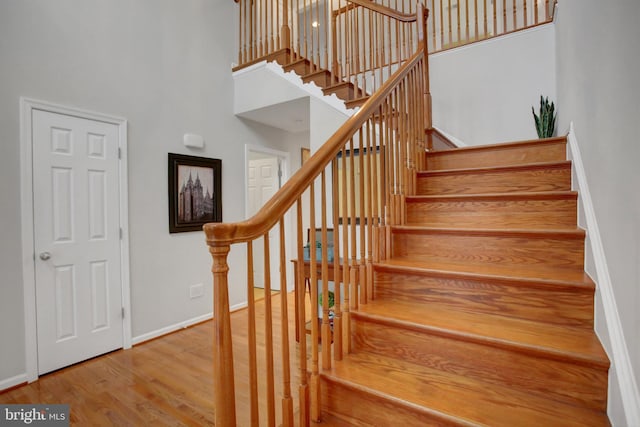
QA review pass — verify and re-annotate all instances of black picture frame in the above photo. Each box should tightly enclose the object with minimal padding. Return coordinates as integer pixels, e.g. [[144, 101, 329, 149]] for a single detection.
[[168, 153, 222, 233]]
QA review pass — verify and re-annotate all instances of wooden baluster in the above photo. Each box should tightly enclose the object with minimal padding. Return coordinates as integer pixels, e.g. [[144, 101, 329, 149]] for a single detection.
[[493, 0, 497, 38], [484, 0, 488, 38], [366, 8, 373, 94], [355, 5, 361, 94], [210, 244, 236, 427], [456, 0, 461, 43], [331, 8, 338, 85], [372, 108, 381, 263], [545, 0, 550, 20], [465, 0, 470, 41], [320, 171, 331, 370], [383, 99, 391, 226], [250, 0, 255, 60], [263, 233, 276, 427], [279, 219, 293, 427], [315, 0, 320, 69], [474, 0, 478, 40], [331, 158, 343, 361], [269, 0, 273, 53], [257, 0, 262, 57], [513, 0, 517, 31], [365, 119, 374, 300], [447, 0, 452, 47], [308, 182, 320, 422], [523, 0, 528, 27], [239, 0, 244, 65], [395, 0, 400, 66], [322, 0, 328, 69], [296, 0, 301, 57], [534, 0, 539, 24], [303, 0, 308, 60], [340, 147, 351, 353], [358, 128, 366, 305], [247, 243, 259, 427], [428, 0, 434, 51], [439, 0, 444, 50], [503, 0, 507, 34], [348, 138, 358, 310], [295, 200, 309, 427]]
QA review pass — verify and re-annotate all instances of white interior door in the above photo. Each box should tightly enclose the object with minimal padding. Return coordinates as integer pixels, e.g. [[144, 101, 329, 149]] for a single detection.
[[248, 156, 281, 290], [32, 109, 123, 375]]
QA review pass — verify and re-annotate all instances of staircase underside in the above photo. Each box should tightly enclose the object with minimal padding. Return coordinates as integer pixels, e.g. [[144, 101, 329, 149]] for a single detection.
[[318, 136, 610, 426]]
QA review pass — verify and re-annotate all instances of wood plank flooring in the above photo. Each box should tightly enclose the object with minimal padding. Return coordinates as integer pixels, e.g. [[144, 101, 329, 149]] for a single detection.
[[0, 292, 309, 426]]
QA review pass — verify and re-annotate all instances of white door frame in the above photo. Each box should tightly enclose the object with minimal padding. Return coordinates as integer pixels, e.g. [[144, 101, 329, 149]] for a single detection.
[[20, 98, 132, 382], [244, 145, 290, 218], [244, 145, 295, 291]]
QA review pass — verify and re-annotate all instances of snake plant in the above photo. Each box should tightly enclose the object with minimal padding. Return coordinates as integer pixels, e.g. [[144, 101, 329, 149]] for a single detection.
[[532, 96, 556, 138]]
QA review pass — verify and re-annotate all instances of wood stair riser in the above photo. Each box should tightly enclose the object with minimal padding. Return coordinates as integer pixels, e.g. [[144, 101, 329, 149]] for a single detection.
[[302, 70, 333, 88], [283, 58, 313, 75], [320, 376, 460, 427], [350, 316, 608, 411], [323, 82, 355, 102], [391, 229, 585, 271], [373, 269, 595, 329], [426, 138, 567, 171], [416, 162, 572, 195], [406, 194, 577, 229]]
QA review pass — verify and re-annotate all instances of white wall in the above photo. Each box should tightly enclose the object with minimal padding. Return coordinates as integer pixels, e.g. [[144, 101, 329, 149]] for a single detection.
[[0, 0, 294, 385], [430, 24, 556, 146], [555, 1, 640, 425]]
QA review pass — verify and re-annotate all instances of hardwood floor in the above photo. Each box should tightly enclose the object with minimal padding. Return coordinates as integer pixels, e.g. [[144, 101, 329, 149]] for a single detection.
[[0, 292, 308, 426]]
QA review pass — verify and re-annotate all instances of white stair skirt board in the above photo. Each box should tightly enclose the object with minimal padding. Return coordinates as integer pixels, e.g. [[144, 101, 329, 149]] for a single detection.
[[567, 122, 640, 426], [433, 126, 467, 147]]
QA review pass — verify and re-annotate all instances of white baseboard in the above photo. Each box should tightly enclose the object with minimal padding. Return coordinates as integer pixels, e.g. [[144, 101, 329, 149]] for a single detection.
[[0, 373, 28, 392], [567, 123, 640, 426], [230, 301, 248, 312], [131, 312, 213, 346]]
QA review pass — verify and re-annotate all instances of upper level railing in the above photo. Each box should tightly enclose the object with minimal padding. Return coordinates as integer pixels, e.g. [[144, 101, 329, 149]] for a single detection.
[[235, 0, 556, 83], [236, 0, 428, 100], [426, 0, 557, 52], [214, 2, 429, 425]]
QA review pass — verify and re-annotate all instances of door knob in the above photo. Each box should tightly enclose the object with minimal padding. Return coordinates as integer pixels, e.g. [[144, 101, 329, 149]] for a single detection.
[[39, 252, 51, 261]]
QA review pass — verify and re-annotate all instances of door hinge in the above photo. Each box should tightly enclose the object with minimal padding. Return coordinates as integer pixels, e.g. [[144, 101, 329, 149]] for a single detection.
[[118, 147, 122, 159], [119, 227, 123, 239], [121, 307, 125, 319]]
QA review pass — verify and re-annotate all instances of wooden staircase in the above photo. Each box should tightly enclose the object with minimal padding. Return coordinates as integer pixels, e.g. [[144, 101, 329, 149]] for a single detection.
[[318, 136, 611, 426]]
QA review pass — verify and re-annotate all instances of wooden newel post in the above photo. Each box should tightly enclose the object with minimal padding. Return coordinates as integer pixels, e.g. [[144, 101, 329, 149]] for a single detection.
[[210, 244, 237, 427], [418, 4, 433, 152]]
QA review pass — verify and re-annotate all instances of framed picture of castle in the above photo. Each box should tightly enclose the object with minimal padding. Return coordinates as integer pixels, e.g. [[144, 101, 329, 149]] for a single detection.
[[168, 153, 222, 233]]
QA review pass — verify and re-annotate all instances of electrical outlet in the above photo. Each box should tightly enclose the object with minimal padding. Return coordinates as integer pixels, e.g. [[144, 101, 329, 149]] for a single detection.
[[190, 283, 204, 299]]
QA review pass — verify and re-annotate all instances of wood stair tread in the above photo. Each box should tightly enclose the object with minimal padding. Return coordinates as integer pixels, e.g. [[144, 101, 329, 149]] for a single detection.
[[353, 299, 609, 368], [417, 160, 571, 177], [406, 190, 577, 201], [426, 136, 567, 155], [322, 351, 609, 427], [374, 259, 595, 290], [392, 225, 585, 237], [378, 256, 589, 289]]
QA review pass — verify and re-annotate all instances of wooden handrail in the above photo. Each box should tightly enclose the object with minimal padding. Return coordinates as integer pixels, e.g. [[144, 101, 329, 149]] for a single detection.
[[333, 0, 418, 22], [204, 49, 423, 247]]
